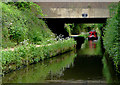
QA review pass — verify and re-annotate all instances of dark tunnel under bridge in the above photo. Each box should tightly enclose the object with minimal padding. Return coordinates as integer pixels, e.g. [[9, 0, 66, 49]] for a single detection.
[[42, 18, 107, 37]]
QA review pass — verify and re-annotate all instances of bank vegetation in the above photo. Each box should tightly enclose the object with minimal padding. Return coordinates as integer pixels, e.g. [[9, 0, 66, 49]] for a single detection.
[[1, 2, 76, 74], [103, 2, 120, 72]]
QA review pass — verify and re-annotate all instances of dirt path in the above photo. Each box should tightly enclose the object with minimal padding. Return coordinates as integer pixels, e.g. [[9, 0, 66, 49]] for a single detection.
[[2, 43, 54, 52]]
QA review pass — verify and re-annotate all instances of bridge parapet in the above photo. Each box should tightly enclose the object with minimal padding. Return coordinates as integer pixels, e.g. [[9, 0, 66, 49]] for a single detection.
[[35, 2, 117, 18]]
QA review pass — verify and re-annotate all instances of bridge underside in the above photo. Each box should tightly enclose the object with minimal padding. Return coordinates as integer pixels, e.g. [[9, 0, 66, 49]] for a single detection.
[[43, 18, 107, 23], [42, 18, 106, 37]]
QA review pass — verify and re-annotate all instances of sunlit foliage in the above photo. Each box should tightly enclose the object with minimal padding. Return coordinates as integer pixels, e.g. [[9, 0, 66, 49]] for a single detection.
[[2, 2, 54, 48], [2, 38, 76, 74], [65, 23, 104, 36]]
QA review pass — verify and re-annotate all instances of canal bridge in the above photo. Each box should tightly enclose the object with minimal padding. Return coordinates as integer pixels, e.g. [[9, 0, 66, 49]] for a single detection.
[[34, 1, 117, 36], [35, 2, 112, 18]]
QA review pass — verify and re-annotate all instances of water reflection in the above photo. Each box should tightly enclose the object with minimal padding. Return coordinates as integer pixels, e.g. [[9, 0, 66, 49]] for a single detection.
[[102, 54, 120, 84], [2, 39, 120, 84], [2, 51, 76, 83], [89, 40, 96, 48], [60, 39, 104, 81], [78, 39, 102, 56]]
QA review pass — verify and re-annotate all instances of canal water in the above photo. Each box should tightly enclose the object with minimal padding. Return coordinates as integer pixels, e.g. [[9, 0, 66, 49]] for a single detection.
[[2, 39, 120, 84]]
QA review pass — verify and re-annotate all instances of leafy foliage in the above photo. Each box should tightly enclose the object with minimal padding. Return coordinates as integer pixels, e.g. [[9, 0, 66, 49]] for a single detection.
[[103, 2, 120, 70], [2, 2, 54, 48], [108, 2, 118, 17], [2, 38, 76, 73], [5, 2, 45, 17], [65, 23, 103, 36]]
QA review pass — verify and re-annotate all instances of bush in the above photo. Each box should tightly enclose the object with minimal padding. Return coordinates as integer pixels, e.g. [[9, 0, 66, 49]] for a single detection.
[[2, 2, 54, 48], [2, 38, 76, 73], [103, 2, 120, 70]]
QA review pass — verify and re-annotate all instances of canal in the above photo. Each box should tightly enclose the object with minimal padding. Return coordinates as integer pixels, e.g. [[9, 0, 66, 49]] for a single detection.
[[2, 39, 120, 84]]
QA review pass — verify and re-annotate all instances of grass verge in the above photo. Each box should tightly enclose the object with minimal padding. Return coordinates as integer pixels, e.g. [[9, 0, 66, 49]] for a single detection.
[[2, 38, 76, 74]]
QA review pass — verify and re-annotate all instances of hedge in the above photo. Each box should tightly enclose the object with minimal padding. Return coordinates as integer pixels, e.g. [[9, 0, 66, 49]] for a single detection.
[[103, 2, 120, 71]]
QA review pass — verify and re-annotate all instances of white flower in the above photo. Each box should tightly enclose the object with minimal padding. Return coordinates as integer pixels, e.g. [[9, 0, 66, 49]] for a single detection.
[[9, 23, 12, 25]]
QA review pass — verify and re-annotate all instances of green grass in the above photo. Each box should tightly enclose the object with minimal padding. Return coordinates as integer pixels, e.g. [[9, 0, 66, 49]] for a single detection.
[[2, 2, 55, 48], [2, 38, 76, 74]]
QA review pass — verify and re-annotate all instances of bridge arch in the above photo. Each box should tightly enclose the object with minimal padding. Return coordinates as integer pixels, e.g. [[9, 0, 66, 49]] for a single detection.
[[42, 18, 106, 37]]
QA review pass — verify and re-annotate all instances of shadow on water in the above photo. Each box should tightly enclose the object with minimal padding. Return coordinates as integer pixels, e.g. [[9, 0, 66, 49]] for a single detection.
[[2, 38, 120, 84], [102, 53, 120, 84], [59, 39, 104, 81], [73, 37, 85, 49]]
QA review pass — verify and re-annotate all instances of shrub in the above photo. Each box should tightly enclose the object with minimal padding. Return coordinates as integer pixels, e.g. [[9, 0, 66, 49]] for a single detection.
[[2, 2, 54, 48], [2, 38, 76, 73], [103, 2, 120, 70]]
